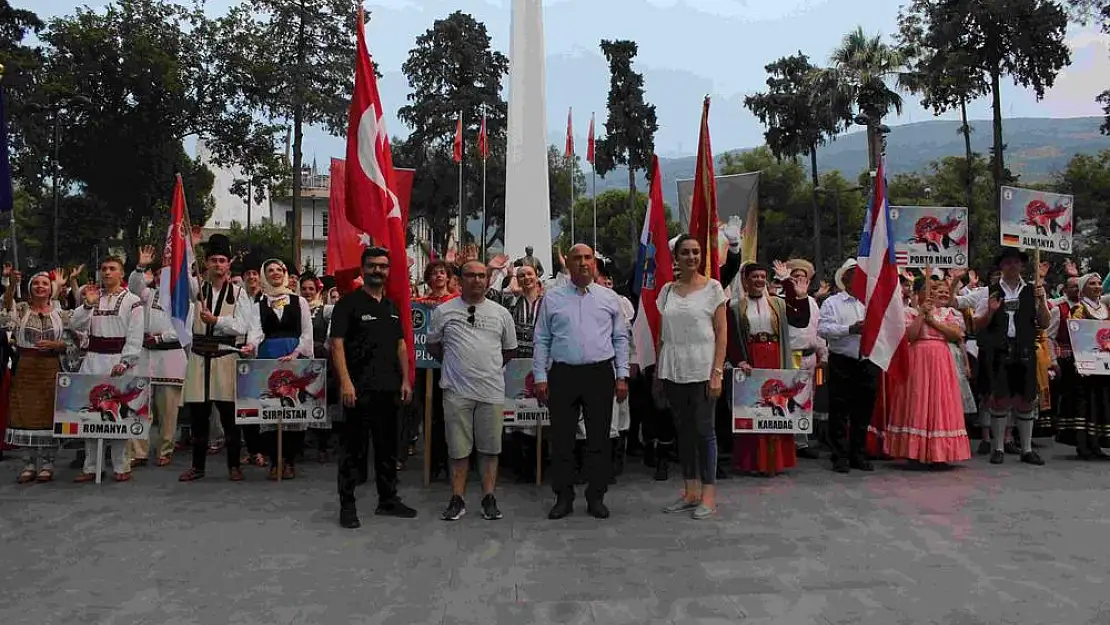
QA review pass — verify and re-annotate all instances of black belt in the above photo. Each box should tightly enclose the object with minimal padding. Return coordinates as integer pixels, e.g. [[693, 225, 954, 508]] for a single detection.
[[88, 336, 125, 354], [793, 348, 816, 357], [191, 336, 239, 358], [749, 332, 779, 343], [553, 359, 613, 368], [144, 335, 182, 351]]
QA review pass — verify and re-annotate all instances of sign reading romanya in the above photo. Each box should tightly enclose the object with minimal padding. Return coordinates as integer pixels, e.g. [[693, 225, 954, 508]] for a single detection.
[[235, 359, 328, 425], [999, 186, 1074, 254], [53, 373, 152, 440], [890, 206, 969, 268], [731, 368, 814, 434], [502, 357, 550, 428], [411, 302, 441, 370], [1068, 319, 1110, 376]]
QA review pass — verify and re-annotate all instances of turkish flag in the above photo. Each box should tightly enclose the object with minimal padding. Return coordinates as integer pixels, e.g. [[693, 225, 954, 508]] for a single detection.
[[343, 7, 415, 376]]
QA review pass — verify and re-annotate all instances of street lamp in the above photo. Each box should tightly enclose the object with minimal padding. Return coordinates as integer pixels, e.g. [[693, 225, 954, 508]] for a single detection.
[[31, 95, 93, 267], [816, 185, 864, 262]]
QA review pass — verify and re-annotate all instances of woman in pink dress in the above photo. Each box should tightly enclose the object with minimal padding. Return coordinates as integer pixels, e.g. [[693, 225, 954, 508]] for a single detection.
[[886, 278, 972, 467]]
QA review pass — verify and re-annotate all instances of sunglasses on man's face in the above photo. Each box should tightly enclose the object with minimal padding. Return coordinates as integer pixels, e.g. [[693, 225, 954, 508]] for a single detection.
[[467, 305, 476, 326]]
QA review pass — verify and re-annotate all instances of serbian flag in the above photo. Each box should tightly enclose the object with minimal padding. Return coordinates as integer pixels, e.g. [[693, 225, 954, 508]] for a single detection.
[[159, 175, 196, 349], [688, 97, 719, 280], [630, 155, 674, 369], [477, 108, 489, 160], [344, 7, 415, 375], [452, 112, 463, 164], [564, 107, 574, 160], [586, 113, 595, 165], [850, 162, 907, 373]]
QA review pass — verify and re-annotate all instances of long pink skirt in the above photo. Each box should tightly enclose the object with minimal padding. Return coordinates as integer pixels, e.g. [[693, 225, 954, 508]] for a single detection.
[[885, 339, 972, 463]]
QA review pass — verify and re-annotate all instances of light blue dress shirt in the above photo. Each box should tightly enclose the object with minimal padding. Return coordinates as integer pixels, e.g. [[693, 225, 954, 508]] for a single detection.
[[532, 281, 631, 383]]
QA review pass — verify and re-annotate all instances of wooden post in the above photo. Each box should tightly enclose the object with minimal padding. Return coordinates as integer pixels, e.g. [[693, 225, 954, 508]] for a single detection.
[[535, 421, 543, 486], [95, 439, 104, 484], [276, 419, 283, 483], [422, 369, 433, 486]]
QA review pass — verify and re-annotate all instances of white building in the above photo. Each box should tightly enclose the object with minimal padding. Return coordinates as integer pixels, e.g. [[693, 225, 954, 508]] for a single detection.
[[195, 139, 270, 238], [269, 165, 329, 272]]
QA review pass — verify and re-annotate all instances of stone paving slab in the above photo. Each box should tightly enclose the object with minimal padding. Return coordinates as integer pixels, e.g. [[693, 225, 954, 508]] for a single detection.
[[2, 444, 1110, 624]]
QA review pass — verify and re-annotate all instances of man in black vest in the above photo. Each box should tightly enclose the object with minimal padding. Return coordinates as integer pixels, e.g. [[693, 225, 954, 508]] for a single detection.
[[976, 248, 1051, 465]]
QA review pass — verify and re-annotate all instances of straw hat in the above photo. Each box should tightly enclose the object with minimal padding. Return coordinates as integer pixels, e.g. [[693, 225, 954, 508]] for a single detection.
[[834, 258, 859, 292]]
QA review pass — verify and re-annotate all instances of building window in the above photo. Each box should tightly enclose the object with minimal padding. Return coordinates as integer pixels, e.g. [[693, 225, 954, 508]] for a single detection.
[[321, 252, 327, 272], [321, 210, 328, 231]]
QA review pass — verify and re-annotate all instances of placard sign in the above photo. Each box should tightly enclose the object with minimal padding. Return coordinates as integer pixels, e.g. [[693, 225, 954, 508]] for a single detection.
[[412, 302, 441, 370], [502, 357, 550, 428], [731, 368, 814, 434], [236, 359, 328, 425], [53, 373, 152, 439], [1068, 319, 1110, 376]]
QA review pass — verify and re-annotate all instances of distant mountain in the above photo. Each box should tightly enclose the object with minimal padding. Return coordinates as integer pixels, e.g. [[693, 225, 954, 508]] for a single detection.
[[588, 116, 1109, 208]]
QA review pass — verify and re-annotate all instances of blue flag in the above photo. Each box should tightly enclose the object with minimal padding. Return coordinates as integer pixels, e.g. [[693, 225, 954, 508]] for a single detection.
[[0, 86, 13, 213]]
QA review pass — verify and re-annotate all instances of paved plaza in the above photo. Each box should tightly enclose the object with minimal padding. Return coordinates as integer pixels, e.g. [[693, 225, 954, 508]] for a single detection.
[[2, 443, 1110, 625]]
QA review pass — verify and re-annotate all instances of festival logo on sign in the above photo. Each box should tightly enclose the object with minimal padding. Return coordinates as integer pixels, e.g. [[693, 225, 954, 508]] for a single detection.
[[53, 373, 152, 439], [1000, 186, 1074, 253], [263, 366, 325, 407], [1067, 320, 1110, 376], [731, 368, 814, 434], [890, 206, 969, 268]]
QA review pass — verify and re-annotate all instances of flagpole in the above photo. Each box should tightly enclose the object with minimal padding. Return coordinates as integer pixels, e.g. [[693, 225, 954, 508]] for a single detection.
[[568, 153, 575, 245], [481, 110, 488, 263], [457, 110, 464, 251], [591, 162, 596, 251]]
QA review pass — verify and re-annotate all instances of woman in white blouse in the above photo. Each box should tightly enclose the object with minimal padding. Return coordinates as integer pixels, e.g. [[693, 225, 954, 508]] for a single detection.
[[654, 234, 728, 519], [255, 259, 315, 480]]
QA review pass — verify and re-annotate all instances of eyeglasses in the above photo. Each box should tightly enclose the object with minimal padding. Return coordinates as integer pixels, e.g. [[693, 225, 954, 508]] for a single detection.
[[467, 305, 476, 326], [365, 262, 389, 270]]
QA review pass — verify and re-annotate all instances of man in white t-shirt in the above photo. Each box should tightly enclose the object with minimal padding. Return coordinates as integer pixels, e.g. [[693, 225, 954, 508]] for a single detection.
[[428, 261, 518, 522]]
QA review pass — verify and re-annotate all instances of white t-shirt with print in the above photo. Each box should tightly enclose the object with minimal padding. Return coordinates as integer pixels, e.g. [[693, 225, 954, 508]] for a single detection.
[[427, 297, 518, 404]]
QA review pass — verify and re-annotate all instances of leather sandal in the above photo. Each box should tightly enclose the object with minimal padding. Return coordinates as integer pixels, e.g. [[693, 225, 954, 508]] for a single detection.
[[156, 456, 173, 467], [73, 472, 97, 483], [178, 468, 204, 482], [36, 469, 54, 483], [17, 469, 35, 484], [113, 472, 132, 482]]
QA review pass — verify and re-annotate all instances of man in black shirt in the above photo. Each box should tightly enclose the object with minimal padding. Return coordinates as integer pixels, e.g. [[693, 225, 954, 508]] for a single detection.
[[331, 247, 417, 528]]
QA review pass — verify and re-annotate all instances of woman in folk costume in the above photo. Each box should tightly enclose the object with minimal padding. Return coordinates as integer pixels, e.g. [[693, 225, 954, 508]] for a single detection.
[[884, 277, 972, 466], [864, 272, 915, 458], [724, 262, 810, 477], [255, 259, 315, 479], [301, 273, 337, 462], [782, 259, 825, 460], [1064, 272, 1110, 459], [2, 271, 75, 483], [935, 278, 978, 418], [70, 257, 146, 483], [1030, 259, 1057, 440]]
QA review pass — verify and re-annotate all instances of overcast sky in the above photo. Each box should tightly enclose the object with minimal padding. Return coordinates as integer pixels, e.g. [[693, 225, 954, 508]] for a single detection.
[[20, 0, 1110, 160]]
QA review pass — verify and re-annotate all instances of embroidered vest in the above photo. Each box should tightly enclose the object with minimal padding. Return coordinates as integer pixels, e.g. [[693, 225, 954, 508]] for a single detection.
[[981, 283, 1036, 355], [260, 295, 303, 340]]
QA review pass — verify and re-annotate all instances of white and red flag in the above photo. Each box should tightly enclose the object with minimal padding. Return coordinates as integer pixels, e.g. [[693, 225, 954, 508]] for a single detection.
[[452, 112, 463, 164], [586, 113, 595, 165], [343, 6, 415, 374], [477, 108, 489, 161], [851, 162, 907, 373], [630, 155, 674, 369]]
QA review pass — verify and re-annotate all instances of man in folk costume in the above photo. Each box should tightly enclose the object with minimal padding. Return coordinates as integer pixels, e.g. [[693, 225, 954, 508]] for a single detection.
[[818, 259, 879, 474], [975, 247, 1050, 466], [725, 262, 810, 477], [126, 245, 190, 468], [1049, 274, 1082, 452], [71, 257, 146, 483], [236, 252, 266, 466], [780, 259, 824, 460], [179, 234, 256, 482]]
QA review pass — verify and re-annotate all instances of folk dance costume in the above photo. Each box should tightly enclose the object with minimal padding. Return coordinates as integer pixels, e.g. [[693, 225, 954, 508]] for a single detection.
[[978, 248, 1049, 466], [2, 279, 74, 481], [783, 259, 825, 457], [819, 259, 880, 473], [1064, 275, 1110, 458], [725, 265, 810, 476], [1049, 293, 1086, 453], [126, 269, 189, 467], [180, 235, 253, 481], [255, 259, 315, 479], [70, 285, 145, 481]]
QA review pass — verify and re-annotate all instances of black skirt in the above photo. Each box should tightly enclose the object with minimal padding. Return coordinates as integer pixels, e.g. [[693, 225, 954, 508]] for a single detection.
[[1062, 374, 1110, 449]]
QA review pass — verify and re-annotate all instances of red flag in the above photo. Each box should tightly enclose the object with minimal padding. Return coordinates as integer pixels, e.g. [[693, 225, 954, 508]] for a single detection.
[[688, 96, 719, 280], [630, 155, 674, 368], [343, 7, 415, 375], [477, 110, 489, 161], [564, 108, 574, 160], [586, 113, 595, 165], [452, 113, 463, 164]]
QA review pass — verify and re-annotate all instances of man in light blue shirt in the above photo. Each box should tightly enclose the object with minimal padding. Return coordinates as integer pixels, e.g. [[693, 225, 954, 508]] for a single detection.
[[533, 244, 630, 520]]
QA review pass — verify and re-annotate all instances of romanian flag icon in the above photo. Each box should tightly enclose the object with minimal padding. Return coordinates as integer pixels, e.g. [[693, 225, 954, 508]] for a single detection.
[[53, 422, 79, 435], [1002, 234, 1020, 246]]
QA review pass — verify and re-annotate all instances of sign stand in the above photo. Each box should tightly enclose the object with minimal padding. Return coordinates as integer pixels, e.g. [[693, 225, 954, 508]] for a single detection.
[[95, 439, 104, 484], [276, 418, 283, 483], [534, 423, 543, 486], [422, 369, 433, 486]]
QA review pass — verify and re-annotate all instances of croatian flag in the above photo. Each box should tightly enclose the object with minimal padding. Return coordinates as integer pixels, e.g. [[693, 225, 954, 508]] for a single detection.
[[630, 155, 674, 369], [159, 175, 195, 349], [850, 162, 906, 372]]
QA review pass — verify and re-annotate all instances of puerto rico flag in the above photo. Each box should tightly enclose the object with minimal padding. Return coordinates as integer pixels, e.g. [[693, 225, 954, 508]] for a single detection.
[[630, 155, 674, 369], [159, 175, 196, 349], [850, 163, 906, 372]]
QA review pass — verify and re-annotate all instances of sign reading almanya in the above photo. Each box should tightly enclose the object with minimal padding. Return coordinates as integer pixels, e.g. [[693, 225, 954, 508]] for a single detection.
[[999, 186, 1074, 253]]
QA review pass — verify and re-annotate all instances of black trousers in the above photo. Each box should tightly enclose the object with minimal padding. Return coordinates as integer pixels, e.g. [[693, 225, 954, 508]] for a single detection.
[[189, 401, 240, 472], [242, 424, 263, 457], [548, 361, 616, 500], [263, 429, 305, 467], [637, 366, 676, 444], [337, 390, 401, 510], [828, 353, 879, 461]]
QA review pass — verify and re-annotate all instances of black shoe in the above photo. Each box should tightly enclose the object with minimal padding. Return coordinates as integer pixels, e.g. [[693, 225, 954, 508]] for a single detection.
[[716, 464, 731, 480], [586, 499, 610, 519], [1004, 441, 1021, 455], [654, 458, 669, 481], [441, 495, 466, 521], [832, 458, 850, 474], [989, 450, 1004, 464], [481, 494, 503, 520], [375, 499, 417, 519], [1020, 450, 1045, 466], [849, 457, 874, 472], [548, 496, 573, 520], [339, 508, 361, 529], [797, 447, 820, 460], [69, 453, 85, 470], [976, 440, 991, 455]]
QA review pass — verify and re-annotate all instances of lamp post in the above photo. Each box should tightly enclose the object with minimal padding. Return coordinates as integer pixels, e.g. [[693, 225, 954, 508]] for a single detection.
[[43, 95, 92, 267], [816, 185, 864, 263]]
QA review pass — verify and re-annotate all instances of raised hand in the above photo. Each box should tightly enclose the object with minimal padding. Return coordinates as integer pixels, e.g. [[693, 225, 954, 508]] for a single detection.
[[1064, 258, 1079, 278], [82, 284, 99, 306], [488, 253, 510, 271], [1038, 260, 1050, 280], [138, 245, 157, 267], [816, 280, 831, 297], [772, 259, 790, 280]]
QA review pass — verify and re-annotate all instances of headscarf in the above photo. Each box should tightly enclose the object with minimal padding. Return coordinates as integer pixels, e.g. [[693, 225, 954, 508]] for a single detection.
[[261, 258, 294, 297], [1079, 272, 1103, 311], [28, 271, 60, 301]]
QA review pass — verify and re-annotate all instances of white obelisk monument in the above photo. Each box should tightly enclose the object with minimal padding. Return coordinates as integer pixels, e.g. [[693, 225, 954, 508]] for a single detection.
[[504, 0, 552, 276]]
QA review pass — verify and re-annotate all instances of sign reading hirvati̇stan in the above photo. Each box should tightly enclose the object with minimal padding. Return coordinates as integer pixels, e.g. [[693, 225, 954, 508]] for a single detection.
[[235, 359, 328, 425], [731, 368, 814, 434], [53, 373, 152, 439], [1068, 319, 1110, 376]]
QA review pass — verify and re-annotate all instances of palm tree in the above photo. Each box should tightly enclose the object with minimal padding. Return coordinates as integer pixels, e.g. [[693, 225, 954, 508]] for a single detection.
[[825, 27, 908, 171]]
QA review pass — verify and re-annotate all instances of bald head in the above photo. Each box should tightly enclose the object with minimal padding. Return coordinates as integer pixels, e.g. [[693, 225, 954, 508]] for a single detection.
[[567, 244, 596, 287]]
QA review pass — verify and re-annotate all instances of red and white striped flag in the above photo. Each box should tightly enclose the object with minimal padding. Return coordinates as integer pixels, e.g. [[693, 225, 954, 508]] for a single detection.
[[630, 155, 674, 368], [851, 162, 907, 373]]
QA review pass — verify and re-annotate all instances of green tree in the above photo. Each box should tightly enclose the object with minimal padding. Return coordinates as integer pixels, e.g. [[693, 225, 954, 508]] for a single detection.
[[824, 27, 908, 171], [593, 40, 659, 244], [547, 144, 587, 225], [393, 11, 509, 254], [226, 219, 290, 266], [225, 0, 358, 267], [1055, 151, 1110, 274], [0, 1, 46, 192], [1065, 0, 1110, 132], [745, 52, 847, 278]]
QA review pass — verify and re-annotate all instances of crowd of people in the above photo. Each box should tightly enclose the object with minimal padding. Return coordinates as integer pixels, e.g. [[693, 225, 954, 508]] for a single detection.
[[1, 229, 1108, 530]]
